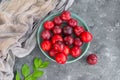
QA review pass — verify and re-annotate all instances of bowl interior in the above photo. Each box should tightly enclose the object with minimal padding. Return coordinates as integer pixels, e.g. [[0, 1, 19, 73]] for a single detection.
[[37, 12, 90, 63]]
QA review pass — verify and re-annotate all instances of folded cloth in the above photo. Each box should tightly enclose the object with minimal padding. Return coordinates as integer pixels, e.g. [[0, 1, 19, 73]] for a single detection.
[[0, 0, 74, 80]]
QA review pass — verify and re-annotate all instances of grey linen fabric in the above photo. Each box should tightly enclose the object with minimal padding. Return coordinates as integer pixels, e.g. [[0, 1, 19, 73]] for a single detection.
[[0, 0, 74, 80]]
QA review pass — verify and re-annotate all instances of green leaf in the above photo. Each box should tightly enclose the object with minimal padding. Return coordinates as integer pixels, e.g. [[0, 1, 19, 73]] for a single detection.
[[34, 58, 42, 69], [38, 59, 42, 65], [15, 71, 21, 80], [31, 77, 37, 80], [25, 74, 37, 80], [16, 58, 48, 80], [25, 77, 32, 80], [39, 61, 49, 68], [22, 64, 30, 77], [32, 70, 44, 78]]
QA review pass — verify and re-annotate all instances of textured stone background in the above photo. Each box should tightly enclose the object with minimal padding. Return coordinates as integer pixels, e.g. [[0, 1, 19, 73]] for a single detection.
[[14, 0, 120, 80]]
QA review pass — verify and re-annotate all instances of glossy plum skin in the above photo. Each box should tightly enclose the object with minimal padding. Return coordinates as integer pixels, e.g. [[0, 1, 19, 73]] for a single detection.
[[41, 40, 51, 51], [87, 54, 98, 65], [43, 21, 54, 30], [63, 46, 70, 56], [55, 53, 67, 64], [41, 30, 51, 40], [64, 36, 74, 46], [68, 18, 78, 27], [74, 38, 83, 47], [52, 35, 63, 44], [53, 26, 62, 34], [49, 49, 57, 57], [63, 26, 73, 35], [70, 46, 81, 58], [61, 11, 71, 21], [53, 41, 64, 52], [53, 16, 62, 25], [74, 26, 85, 36], [80, 31, 93, 43]]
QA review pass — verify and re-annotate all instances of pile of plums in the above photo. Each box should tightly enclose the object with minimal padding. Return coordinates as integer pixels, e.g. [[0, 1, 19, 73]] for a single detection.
[[40, 11, 93, 64]]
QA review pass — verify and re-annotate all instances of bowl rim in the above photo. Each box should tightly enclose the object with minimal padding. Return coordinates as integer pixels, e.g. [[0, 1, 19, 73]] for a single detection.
[[37, 12, 90, 64]]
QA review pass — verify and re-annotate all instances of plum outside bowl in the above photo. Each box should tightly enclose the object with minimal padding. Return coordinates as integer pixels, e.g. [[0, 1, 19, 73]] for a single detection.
[[37, 12, 90, 64]]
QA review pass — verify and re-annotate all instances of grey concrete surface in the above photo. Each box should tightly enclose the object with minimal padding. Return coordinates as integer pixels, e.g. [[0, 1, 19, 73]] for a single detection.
[[14, 0, 120, 80]]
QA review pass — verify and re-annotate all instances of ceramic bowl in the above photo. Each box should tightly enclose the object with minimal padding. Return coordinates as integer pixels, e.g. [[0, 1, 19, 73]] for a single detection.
[[37, 12, 90, 63]]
